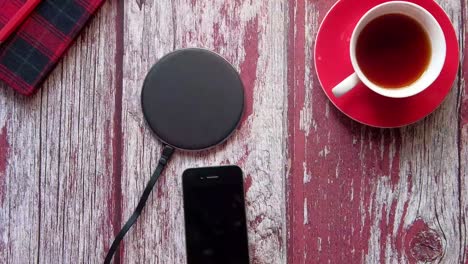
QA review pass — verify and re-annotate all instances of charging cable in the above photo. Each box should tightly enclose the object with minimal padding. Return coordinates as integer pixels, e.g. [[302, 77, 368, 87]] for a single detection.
[[104, 145, 175, 263]]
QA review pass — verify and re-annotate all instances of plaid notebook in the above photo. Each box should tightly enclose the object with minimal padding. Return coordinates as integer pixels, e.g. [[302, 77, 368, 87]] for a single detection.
[[0, 0, 105, 95]]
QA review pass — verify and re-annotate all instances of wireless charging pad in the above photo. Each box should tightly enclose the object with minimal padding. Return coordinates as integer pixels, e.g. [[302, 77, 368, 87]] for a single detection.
[[141, 48, 245, 150]]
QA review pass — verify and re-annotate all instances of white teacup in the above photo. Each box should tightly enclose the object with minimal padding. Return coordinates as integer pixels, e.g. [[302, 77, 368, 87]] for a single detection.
[[332, 1, 446, 98]]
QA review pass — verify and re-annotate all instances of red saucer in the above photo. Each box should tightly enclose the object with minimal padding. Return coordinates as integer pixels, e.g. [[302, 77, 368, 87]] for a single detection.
[[315, 0, 459, 128]]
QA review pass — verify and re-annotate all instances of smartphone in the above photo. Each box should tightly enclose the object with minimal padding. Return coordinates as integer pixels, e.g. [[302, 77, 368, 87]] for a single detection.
[[182, 166, 250, 264]]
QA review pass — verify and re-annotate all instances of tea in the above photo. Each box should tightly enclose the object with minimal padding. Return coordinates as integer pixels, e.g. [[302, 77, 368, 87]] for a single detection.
[[356, 13, 431, 88]]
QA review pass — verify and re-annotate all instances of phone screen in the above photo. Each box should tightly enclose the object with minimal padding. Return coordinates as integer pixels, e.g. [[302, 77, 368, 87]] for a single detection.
[[182, 166, 249, 264]]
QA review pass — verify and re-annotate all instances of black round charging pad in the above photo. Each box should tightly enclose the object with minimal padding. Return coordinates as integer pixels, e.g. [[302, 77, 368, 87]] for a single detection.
[[141, 48, 244, 150]]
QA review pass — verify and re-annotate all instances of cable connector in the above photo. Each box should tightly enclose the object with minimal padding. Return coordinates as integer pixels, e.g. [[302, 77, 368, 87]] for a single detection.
[[159, 145, 175, 166]]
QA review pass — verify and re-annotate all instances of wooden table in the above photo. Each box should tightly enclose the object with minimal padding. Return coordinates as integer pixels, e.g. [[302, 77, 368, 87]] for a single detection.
[[0, 0, 466, 263]]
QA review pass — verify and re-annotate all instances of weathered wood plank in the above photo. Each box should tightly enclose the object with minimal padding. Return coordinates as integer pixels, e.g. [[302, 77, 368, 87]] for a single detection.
[[0, 76, 42, 263], [0, 1, 120, 263], [121, 0, 288, 263], [286, 0, 467, 263], [460, 0, 467, 260], [38, 2, 121, 262]]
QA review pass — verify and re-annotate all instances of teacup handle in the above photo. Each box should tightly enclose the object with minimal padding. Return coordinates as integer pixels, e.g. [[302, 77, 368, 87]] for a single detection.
[[332, 73, 360, 97]]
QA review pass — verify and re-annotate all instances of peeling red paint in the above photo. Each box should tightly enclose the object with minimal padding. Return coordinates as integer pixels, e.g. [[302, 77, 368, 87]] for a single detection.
[[237, 146, 250, 168], [157, 168, 167, 199], [409, 229, 443, 262], [461, 101, 468, 127], [108, 9, 124, 259], [379, 204, 389, 262], [105, 119, 116, 230], [389, 131, 402, 187], [395, 200, 409, 259], [0, 126, 8, 175], [250, 213, 265, 229], [462, 14, 468, 126], [0, 125, 9, 205], [219, 1, 241, 31], [239, 16, 259, 124], [244, 174, 252, 192], [405, 219, 443, 263], [465, 246, 468, 264], [286, 0, 405, 261], [104, 120, 112, 181], [213, 23, 226, 49], [285, 0, 309, 261]]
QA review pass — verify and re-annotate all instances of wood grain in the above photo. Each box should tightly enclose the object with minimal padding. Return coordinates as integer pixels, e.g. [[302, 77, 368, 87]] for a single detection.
[[0, 1, 120, 263], [39, 2, 121, 262], [0, 0, 466, 263], [0, 68, 41, 263], [120, 0, 287, 263], [286, 0, 467, 263], [460, 0, 467, 261]]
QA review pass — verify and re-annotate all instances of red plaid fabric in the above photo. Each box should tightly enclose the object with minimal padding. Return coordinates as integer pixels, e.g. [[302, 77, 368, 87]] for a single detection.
[[0, 0, 105, 95]]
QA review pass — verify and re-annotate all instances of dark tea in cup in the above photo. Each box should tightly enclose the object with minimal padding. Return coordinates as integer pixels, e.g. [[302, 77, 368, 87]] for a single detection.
[[356, 13, 431, 88], [331, 1, 446, 98]]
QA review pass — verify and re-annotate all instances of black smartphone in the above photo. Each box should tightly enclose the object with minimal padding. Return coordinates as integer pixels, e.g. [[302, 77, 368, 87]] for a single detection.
[[182, 166, 250, 264]]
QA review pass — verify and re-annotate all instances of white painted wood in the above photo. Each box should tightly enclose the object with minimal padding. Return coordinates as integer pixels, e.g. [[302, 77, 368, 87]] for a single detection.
[[121, 0, 288, 263], [0, 77, 41, 263], [38, 3, 120, 262], [0, 2, 120, 263]]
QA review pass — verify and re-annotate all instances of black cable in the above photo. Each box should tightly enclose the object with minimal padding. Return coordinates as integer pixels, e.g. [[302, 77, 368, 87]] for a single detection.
[[104, 145, 175, 264]]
